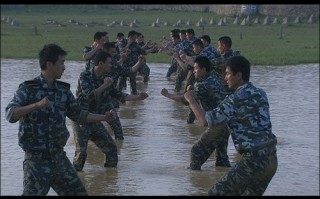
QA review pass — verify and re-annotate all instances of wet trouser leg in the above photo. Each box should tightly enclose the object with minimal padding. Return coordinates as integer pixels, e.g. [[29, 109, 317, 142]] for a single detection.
[[23, 150, 88, 196], [138, 63, 150, 82], [90, 122, 118, 167], [208, 145, 278, 196], [190, 125, 230, 170], [175, 68, 188, 92], [128, 72, 138, 95], [72, 121, 90, 172], [107, 113, 124, 140], [166, 61, 178, 78]]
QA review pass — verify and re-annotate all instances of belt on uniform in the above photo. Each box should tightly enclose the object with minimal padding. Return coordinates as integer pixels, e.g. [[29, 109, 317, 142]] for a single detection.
[[242, 145, 277, 157]]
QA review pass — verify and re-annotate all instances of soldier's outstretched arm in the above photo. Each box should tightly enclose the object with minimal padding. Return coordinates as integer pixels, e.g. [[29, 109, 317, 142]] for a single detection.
[[7, 96, 51, 123]]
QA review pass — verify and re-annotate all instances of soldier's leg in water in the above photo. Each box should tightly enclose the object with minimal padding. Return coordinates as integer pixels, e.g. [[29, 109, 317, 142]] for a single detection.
[[215, 125, 231, 167], [190, 128, 216, 170], [91, 122, 118, 168], [72, 121, 90, 171]]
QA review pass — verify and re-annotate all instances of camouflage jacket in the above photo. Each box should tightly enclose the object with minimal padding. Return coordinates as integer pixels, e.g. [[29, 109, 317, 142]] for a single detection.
[[212, 49, 240, 80], [75, 68, 128, 114], [181, 74, 227, 111], [83, 45, 96, 70], [5, 75, 89, 152], [205, 82, 277, 153], [119, 40, 146, 68]]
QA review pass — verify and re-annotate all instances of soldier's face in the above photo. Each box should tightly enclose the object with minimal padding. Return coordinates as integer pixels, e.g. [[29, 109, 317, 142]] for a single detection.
[[51, 55, 66, 79], [193, 63, 205, 80], [217, 41, 225, 54], [225, 66, 242, 89], [193, 44, 202, 55]]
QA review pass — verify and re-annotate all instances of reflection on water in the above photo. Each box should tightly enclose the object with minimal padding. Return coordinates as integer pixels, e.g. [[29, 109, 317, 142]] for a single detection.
[[1, 59, 319, 196]]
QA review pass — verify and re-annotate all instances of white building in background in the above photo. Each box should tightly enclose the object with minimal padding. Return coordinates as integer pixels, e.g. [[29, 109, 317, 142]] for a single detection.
[[240, 4, 257, 16]]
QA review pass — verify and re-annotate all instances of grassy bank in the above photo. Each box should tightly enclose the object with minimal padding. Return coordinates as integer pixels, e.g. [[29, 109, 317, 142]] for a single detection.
[[1, 5, 319, 66]]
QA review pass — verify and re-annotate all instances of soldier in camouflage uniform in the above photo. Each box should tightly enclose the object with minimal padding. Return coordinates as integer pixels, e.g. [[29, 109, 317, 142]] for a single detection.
[[136, 32, 152, 83], [174, 38, 217, 124], [5, 44, 116, 196], [72, 51, 148, 172], [184, 55, 278, 196], [212, 36, 240, 94], [173, 29, 196, 92], [117, 30, 156, 95], [161, 56, 231, 169], [83, 31, 107, 70], [102, 42, 145, 109]]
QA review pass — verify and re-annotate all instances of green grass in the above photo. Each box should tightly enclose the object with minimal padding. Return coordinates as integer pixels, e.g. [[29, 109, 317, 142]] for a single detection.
[[1, 5, 319, 65]]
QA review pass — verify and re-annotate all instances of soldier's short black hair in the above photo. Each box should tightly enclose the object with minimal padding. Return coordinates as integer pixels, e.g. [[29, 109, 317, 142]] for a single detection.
[[39, 43, 67, 70], [128, 30, 138, 37], [226, 55, 250, 81], [194, 56, 211, 72]]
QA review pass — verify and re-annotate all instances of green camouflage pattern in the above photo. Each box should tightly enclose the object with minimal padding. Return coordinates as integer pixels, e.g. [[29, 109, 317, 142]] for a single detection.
[[182, 74, 231, 169]]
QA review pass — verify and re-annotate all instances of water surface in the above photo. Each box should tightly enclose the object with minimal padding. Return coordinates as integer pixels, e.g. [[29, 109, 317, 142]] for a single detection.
[[1, 59, 319, 196]]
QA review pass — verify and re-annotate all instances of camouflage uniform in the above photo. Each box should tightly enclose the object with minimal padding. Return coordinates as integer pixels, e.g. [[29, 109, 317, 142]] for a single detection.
[[212, 49, 240, 94], [206, 82, 278, 196], [184, 46, 217, 92], [166, 57, 179, 78], [166, 39, 180, 78], [181, 74, 231, 170], [72, 68, 129, 171], [83, 45, 96, 70], [203, 44, 219, 59], [137, 40, 151, 82], [184, 47, 218, 124], [174, 39, 195, 92], [118, 39, 147, 94], [5, 75, 88, 196]]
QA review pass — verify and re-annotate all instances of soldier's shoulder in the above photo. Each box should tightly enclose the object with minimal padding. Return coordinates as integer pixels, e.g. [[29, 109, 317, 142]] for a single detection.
[[56, 80, 70, 89], [23, 80, 40, 87]]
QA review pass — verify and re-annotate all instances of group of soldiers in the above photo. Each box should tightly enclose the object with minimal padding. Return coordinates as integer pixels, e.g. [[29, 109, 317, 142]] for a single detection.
[[5, 27, 278, 196]]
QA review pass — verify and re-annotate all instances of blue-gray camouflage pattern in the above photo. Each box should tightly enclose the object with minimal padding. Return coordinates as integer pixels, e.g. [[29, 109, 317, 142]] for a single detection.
[[5, 74, 88, 195], [205, 81, 278, 195]]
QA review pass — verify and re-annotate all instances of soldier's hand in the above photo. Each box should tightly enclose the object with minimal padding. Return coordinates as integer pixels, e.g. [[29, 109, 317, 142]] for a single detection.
[[103, 77, 113, 87], [186, 85, 194, 91], [184, 90, 197, 103], [138, 55, 145, 63], [172, 51, 179, 59], [105, 110, 116, 122], [36, 96, 51, 109], [161, 88, 169, 97], [139, 92, 149, 100]]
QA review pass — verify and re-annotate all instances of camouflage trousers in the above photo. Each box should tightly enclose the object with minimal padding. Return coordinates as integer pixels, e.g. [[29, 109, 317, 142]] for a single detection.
[[175, 67, 188, 92], [166, 60, 178, 78], [190, 124, 231, 170], [138, 63, 150, 82], [118, 72, 138, 94], [208, 144, 278, 196], [108, 115, 124, 140], [23, 150, 88, 196], [72, 121, 118, 171], [105, 106, 124, 140]]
